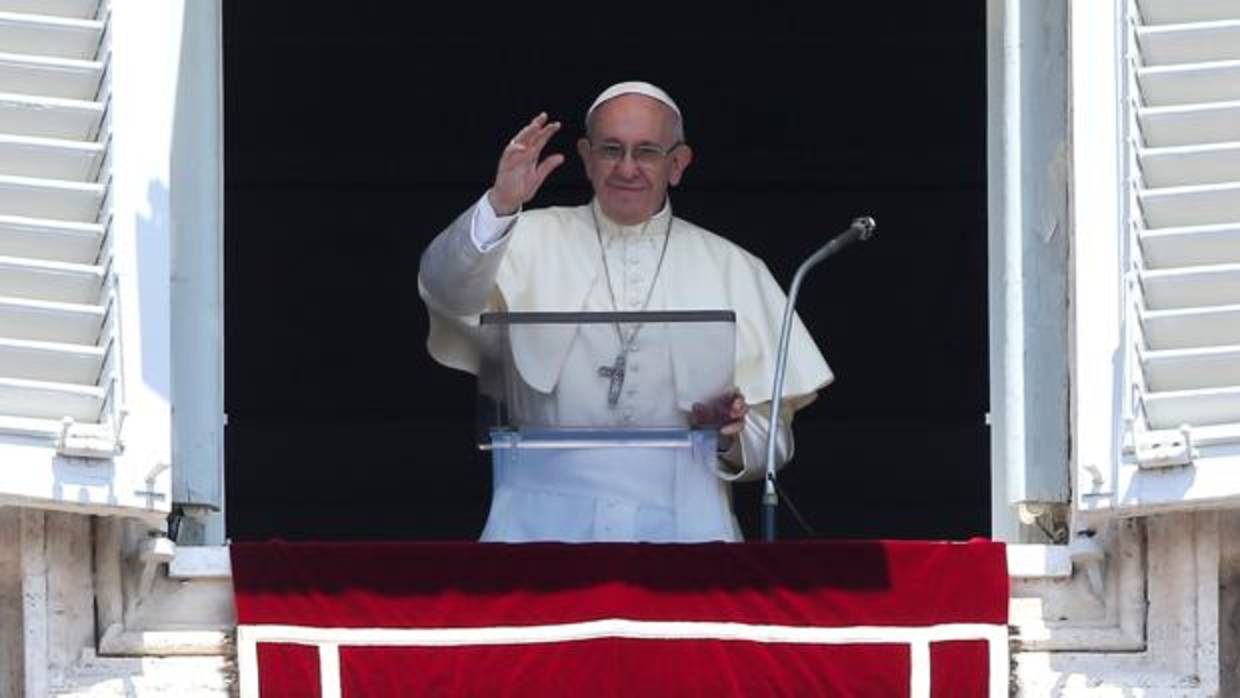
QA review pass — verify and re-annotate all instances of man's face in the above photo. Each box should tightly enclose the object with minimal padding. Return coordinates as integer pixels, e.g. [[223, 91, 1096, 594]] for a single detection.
[[577, 94, 693, 226]]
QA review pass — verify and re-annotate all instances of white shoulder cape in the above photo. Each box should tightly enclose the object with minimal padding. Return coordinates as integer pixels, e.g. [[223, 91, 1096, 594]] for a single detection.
[[425, 204, 833, 408]]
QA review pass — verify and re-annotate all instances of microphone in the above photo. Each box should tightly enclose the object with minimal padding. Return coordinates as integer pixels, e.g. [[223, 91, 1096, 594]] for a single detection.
[[762, 216, 877, 542]]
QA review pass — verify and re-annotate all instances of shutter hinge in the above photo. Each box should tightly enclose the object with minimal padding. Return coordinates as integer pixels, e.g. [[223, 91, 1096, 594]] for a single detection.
[[1134, 425, 1196, 469], [55, 418, 120, 459]]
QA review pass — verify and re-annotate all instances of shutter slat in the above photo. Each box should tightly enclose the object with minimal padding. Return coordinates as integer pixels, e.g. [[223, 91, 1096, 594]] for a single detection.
[[0, 215, 102, 263], [1136, 21, 1240, 66], [1138, 0, 1239, 26], [0, 296, 102, 344], [1145, 386, 1240, 429], [1140, 181, 1240, 228], [1140, 101, 1240, 147], [1138, 142, 1240, 187], [1132, 1, 1240, 451], [1138, 60, 1240, 107], [0, 175, 101, 221], [0, 1, 98, 20], [0, 255, 102, 304], [0, 133, 103, 181], [1144, 304, 1240, 349], [0, 336, 102, 384], [1141, 263, 1240, 310], [0, 92, 102, 140], [0, 12, 103, 61], [0, 52, 102, 100], [0, 375, 101, 421], [1144, 345, 1240, 391], [1140, 223, 1240, 268], [1096, 0, 1240, 516]]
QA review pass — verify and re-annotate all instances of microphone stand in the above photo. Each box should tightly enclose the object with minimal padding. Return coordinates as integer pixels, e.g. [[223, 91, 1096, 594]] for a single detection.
[[762, 216, 876, 542]]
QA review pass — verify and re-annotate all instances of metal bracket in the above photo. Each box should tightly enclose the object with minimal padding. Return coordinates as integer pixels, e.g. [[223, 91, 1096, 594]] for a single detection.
[[133, 535, 175, 609], [134, 460, 171, 505], [1069, 530, 1107, 600], [1134, 424, 1196, 469]]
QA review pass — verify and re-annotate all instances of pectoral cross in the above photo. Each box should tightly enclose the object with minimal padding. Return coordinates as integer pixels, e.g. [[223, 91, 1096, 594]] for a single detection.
[[597, 351, 626, 407]]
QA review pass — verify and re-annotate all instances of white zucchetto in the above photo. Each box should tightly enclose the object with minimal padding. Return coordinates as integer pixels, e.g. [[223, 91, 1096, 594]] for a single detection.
[[586, 81, 682, 122]]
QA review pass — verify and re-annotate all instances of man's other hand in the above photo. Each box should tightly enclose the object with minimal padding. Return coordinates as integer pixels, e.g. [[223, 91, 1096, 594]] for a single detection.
[[691, 389, 748, 436], [489, 113, 564, 216]]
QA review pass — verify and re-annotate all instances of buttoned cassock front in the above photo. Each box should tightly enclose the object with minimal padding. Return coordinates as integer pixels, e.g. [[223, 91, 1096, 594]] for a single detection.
[[420, 195, 833, 541]]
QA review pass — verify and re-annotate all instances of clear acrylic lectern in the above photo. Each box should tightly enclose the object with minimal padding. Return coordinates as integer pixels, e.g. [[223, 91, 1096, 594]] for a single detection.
[[477, 311, 736, 457]]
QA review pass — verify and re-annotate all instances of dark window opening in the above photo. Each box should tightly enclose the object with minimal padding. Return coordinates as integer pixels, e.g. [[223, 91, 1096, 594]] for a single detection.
[[223, 3, 990, 541]]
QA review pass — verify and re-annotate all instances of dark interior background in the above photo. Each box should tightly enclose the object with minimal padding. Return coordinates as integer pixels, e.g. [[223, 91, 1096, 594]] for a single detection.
[[222, 3, 990, 541]]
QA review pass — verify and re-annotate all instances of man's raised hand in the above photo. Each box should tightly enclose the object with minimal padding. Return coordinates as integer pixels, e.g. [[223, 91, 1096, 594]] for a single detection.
[[488, 113, 564, 216]]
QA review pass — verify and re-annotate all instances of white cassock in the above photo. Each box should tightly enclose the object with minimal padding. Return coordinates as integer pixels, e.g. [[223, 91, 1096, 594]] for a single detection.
[[419, 194, 833, 542]]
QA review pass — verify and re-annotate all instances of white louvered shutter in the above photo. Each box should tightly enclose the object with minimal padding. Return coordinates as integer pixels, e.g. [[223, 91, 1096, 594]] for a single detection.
[[1108, 0, 1240, 514], [0, 0, 174, 520]]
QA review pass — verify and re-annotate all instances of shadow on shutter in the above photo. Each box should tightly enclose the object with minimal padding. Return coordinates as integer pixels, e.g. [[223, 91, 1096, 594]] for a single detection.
[[0, 1, 181, 523]]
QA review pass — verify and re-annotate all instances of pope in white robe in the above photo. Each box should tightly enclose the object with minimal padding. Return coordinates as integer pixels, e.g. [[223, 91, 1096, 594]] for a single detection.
[[419, 81, 833, 542]]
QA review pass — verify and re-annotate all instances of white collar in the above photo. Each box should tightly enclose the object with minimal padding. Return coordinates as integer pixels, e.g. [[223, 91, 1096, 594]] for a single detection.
[[590, 198, 673, 239]]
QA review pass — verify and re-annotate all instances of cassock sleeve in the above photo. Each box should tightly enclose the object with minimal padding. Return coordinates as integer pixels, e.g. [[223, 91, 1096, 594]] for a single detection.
[[418, 195, 515, 374], [420, 194, 515, 316]]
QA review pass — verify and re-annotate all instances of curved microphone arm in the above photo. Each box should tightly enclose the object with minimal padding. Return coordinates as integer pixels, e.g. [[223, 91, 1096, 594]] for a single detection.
[[762, 216, 876, 542]]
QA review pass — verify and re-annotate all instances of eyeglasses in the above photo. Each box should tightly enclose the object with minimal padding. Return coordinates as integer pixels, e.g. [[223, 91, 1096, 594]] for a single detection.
[[590, 140, 682, 168]]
